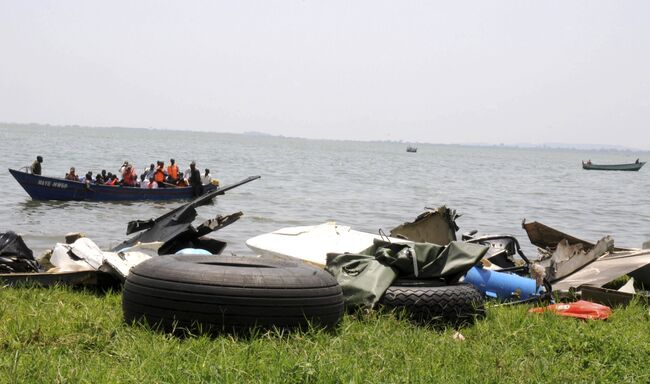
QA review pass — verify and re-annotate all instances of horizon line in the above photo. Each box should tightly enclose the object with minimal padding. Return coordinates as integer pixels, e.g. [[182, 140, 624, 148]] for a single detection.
[[1, 121, 647, 152]]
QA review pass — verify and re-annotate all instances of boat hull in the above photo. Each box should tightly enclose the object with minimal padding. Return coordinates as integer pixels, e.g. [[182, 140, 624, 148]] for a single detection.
[[582, 162, 645, 171], [9, 169, 217, 201]]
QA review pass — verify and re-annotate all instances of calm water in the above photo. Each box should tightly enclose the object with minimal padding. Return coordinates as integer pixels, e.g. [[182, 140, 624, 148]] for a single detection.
[[1, 124, 649, 257]]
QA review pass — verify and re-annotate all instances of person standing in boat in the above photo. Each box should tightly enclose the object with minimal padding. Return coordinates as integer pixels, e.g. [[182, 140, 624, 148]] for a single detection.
[[188, 161, 203, 197], [119, 161, 131, 175], [30, 156, 43, 175]]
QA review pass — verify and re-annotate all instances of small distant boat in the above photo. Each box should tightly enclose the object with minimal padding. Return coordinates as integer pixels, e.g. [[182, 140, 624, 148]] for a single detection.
[[581, 160, 645, 172], [406, 146, 417, 153], [9, 168, 219, 201]]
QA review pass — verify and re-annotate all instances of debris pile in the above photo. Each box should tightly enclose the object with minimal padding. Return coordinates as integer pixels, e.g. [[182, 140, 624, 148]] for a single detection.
[[2, 199, 649, 331]]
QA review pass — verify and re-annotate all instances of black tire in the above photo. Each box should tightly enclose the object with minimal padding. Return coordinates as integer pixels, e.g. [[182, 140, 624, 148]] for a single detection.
[[122, 255, 344, 335], [391, 278, 446, 287], [380, 283, 485, 325]]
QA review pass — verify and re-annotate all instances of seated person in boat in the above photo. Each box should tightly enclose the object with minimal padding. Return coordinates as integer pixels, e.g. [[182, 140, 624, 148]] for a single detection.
[[166, 158, 179, 184], [139, 174, 149, 188], [94, 174, 105, 185], [65, 167, 78, 181], [31, 156, 43, 175], [105, 174, 119, 186], [153, 161, 167, 188], [202, 168, 212, 185], [636, 158, 640, 164], [148, 177, 158, 189], [176, 172, 189, 187], [141, 164, 155, 181], [83, 172, 93, 186], [121, 165, 138, 187]]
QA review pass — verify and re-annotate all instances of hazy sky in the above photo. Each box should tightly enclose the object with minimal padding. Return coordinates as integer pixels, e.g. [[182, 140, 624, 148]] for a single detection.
[[1, 1, 649, 148]]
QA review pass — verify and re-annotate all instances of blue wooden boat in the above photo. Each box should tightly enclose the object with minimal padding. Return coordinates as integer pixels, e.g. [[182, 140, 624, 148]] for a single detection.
[[581, 161, 645, 171], [9, 168, 218, 201]]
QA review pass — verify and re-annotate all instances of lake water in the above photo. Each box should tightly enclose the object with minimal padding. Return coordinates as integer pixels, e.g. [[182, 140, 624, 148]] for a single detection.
[[1, 124, 649, 258]]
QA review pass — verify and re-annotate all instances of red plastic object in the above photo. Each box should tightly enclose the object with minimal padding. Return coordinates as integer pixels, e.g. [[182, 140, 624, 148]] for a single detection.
[[528, 300, 612, 320]]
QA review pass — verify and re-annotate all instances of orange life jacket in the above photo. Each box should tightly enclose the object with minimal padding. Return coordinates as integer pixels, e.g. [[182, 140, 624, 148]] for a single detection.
[[122, 168, 136, 186], [167, 164, 179, 180], [154, 166, 165, 183]]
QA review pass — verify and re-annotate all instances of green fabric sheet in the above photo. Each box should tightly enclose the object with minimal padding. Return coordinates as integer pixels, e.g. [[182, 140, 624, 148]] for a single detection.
[[326, 239, 488, 308]]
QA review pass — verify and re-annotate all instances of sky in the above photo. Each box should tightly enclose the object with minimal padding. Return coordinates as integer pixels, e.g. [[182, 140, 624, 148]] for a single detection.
[[1, 1, 649, 149]]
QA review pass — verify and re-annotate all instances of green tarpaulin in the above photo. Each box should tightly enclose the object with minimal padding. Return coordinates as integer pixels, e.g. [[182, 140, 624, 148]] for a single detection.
[[326, 239, 488, 308]]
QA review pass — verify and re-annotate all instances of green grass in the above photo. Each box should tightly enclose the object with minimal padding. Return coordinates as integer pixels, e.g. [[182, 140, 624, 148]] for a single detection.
[[1, 286, 649, 383]]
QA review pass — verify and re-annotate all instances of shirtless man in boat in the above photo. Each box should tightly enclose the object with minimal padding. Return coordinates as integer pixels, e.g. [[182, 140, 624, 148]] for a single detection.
[[65, 167, 78, 181]]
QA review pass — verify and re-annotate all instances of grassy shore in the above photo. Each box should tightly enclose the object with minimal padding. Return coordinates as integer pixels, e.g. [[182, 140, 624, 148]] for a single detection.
[[1, 286, 649, 383]]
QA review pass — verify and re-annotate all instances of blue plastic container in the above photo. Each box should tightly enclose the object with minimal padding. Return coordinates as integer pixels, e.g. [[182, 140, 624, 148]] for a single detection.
[[463, 265, 544, 300]]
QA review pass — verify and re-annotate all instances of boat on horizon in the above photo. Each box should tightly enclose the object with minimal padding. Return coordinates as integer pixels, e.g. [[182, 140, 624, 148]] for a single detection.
[[9, 168, 219, 201], [406, 146, 417, 153], [581, 160, 645, 172]]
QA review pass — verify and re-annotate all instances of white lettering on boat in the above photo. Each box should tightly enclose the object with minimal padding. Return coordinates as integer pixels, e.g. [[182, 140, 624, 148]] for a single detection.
[[37, 180, 69, 189]]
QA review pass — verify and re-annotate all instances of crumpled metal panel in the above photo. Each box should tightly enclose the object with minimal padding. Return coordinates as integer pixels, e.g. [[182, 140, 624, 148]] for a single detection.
[[552, 249, 650, 291], [390, 206, 459, 245]]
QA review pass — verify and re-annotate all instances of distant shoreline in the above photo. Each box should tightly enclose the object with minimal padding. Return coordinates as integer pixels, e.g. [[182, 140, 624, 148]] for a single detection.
[[1, 121, 646, 152]]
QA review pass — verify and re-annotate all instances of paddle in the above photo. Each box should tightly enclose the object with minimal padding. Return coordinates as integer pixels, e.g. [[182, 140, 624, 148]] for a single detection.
[[161, 181, 180, 188]]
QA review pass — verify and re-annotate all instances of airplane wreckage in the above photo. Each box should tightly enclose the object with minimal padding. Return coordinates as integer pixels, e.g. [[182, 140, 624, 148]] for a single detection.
[[2, 194, 650, 332]]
